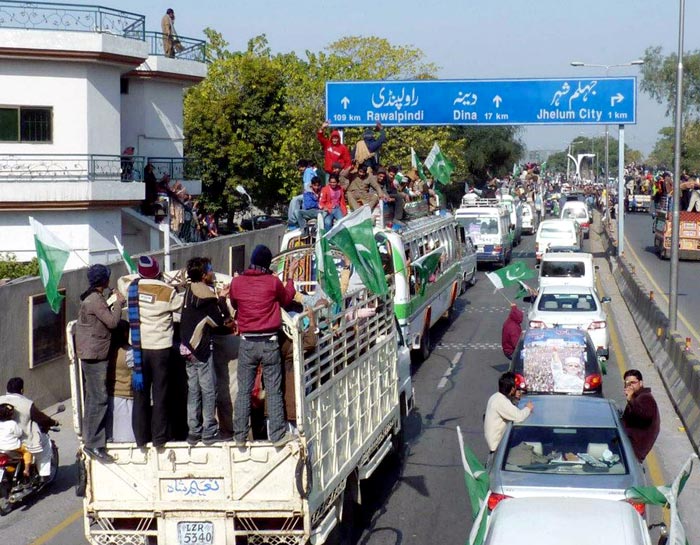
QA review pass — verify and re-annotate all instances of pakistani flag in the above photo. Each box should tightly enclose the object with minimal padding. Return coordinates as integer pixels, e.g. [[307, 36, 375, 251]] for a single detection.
[[28, 217, 70, 314], [326, 205, 388, 296], [625, 453, 698, 545], [412, 247, 445, 296], [395, 172, 408, 184], [315, 213, 343, 306], [114, 236, 137, 274], [411, 147, 427, 181], [456, 426, 491, 545], [424, 143, 454, 184], [485, 261, 537, 290]]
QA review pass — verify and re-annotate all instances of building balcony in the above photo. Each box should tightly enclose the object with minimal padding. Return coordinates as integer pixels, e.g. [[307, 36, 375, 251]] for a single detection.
[[144, 31, 206, 62], [147, 156, 202, 196], [130, 31, 207, 82]]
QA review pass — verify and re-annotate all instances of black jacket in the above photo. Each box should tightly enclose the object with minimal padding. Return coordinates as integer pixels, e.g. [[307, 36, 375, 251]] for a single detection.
[[180, 282, 230, 362]]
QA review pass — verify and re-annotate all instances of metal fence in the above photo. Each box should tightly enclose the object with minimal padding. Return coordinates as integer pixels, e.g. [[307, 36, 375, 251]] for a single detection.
[[0, 1, 145, 39], [0, 154, 145, 181], [147, 157, 200, 180], [144, 31, 206, 62]]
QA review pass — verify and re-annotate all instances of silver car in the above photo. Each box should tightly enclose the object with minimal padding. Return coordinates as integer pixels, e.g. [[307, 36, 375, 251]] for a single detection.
[[488, 396, 646, 515]]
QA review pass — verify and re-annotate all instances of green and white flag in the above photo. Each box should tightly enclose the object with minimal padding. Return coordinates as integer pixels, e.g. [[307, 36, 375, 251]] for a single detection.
[[326, 205, 388, 296], [625, 453, 698, 545], [411, 147, 427, 181], [485, 261, 537, 290], [457, 426, 491, 545], [315, 213, 343, 306], [412, 247, 445, 296], [395, 172, 408, 184], [28, 217, 70, 314], [114, 236, 137, 274], [424, 142, 454, 184]]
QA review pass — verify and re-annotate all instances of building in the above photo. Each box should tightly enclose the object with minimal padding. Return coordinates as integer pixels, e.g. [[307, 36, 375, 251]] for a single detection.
[[0, 2, 207, 269]]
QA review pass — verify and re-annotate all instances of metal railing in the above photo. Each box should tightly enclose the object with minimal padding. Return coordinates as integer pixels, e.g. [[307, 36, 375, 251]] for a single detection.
[[144, 31, 206, 62], [147, 157, 201, 180], [0, 153, 145, 181], [0, 1, 145, 39]]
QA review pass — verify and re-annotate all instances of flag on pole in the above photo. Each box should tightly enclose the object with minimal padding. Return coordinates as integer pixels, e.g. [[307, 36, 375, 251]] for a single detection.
[[114, 236, 137, 274], [515, 280, 536, 300], [395, 172, 408, 184], [625, 454, 698, 545], [411, 147, 427, 181], [411, 247, 445, 296], [456, 426, 491, 545], [326, 205, 388, 296], [315, 213, 343, 306], [424, 143, 454, 184], [485, 261, 537, 290], [28, 217, 70, 314]]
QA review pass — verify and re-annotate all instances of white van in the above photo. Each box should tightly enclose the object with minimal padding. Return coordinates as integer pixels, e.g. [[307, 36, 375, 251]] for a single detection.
[[520, 202, 538, 235], [537, 251, 597, 290], [497, 194, 523, 246], [455, 197, 512, 266], [535, 219, 581, 262], [560, 200, 591, 239]]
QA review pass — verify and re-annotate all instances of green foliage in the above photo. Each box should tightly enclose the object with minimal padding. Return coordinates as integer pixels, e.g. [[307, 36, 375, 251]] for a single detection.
[[641, 46, 700, 120], [0, 254, 39, 280], [648, 123, 700, 172], [184, 33, 525, 215]]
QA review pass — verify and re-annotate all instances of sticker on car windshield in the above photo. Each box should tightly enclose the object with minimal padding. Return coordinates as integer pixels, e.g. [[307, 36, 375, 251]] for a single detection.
[[522, 329, 586, 394]]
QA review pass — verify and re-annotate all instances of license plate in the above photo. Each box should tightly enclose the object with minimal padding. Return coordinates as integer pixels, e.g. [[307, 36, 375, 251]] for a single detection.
[[177, 522, 214, 545]]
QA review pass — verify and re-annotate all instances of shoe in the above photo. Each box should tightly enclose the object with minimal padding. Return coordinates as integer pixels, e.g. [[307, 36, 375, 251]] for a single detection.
[[84, 447, 115, 463], [233, 437, 247, 448], [186, 435, 200, 446], [272, 432, 295, 448], [202, 434, 224, 446]]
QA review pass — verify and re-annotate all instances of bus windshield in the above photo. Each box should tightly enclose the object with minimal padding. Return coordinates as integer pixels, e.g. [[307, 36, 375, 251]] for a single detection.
[[457, 215, 500, 237]]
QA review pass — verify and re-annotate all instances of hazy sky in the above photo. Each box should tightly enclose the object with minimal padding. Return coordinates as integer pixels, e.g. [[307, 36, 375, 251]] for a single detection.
[[109, 1, 697, 157]]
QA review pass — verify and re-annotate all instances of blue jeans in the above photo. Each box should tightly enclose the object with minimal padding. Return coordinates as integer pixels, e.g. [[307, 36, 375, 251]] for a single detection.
[[287, 195, 304, 226], [81, 359, 109, 449], [186, 352, 218, 440], [324, 207, 344, 230], [296, 208, 319, 230], [233, 337, 286, 442]]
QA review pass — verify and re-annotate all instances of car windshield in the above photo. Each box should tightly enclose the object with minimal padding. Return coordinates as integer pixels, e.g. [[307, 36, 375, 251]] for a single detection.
[[502, 425, 628, 475], [458, 216, 499, 236], [539, 225, 574, 238], [563, 208, 588, 219], [538, 293, 597, 312], [540, 261, 585, 278]]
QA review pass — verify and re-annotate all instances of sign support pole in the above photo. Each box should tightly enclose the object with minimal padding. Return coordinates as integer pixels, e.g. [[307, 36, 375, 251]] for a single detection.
[[617, 125, 625, 255]]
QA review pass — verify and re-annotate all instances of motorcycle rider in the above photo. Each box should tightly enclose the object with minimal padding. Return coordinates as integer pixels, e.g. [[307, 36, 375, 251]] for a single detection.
[[0, 378, 58, 484]]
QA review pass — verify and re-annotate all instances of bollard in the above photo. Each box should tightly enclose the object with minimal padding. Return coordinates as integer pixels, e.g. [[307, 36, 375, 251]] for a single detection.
[[687, 337, 692, 352], [650, 290, 654, 302]]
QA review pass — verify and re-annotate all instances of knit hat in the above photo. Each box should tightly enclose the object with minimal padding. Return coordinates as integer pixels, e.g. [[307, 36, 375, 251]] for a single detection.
[[138, 256, 160, 279], [87, 264, 110, 288], [250, 245, 272, 270]]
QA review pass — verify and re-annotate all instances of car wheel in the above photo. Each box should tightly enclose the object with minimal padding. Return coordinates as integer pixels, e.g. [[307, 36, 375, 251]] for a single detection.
[[469, 267, 477, 286]]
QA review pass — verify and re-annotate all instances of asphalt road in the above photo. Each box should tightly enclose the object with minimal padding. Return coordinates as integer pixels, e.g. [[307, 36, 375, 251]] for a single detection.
[[622, 211, 700, 350], [5, 219, 697, 545]]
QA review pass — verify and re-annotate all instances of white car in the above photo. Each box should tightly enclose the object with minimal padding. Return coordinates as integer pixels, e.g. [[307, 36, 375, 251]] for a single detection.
[[520, 202, 538, 234], [483, 497, 653, 545], [528, 285, 611, 358], [535, 219, 581, 262], [561, 200, 591, 239]]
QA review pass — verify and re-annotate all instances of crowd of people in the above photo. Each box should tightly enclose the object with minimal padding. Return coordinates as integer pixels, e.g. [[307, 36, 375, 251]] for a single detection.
[[288, 121, 442, 233]]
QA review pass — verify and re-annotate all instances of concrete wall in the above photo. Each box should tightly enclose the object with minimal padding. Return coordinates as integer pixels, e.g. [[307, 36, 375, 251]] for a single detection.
[[0, 225, 286, 409]]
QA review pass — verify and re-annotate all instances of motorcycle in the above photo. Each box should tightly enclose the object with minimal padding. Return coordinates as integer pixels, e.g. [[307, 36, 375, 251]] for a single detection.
[[0, 404, 64, 515]]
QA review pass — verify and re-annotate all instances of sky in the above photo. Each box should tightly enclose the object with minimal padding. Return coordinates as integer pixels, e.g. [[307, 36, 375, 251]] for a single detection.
[[95, 1, 700, 158]]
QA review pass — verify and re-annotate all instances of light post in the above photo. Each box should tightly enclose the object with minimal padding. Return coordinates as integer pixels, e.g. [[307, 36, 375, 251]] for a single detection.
[[571, 60, 644, 250], [236, 184, 254, 230]]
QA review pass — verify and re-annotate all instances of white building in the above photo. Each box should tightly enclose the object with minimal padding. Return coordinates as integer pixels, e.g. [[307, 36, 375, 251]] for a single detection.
[[0, 3, 207, 269]]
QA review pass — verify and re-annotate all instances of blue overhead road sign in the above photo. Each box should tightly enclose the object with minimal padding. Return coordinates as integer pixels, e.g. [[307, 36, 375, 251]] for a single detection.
[[325, 78, 636, 127]]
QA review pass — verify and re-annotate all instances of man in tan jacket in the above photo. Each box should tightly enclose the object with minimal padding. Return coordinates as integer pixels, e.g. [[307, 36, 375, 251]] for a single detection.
[[161, 8, 179, 58]]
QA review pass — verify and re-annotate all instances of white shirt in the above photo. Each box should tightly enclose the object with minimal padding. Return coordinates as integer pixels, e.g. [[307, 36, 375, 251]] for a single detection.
[[0, 420, 22, 451], [483, 392, 532, 452]]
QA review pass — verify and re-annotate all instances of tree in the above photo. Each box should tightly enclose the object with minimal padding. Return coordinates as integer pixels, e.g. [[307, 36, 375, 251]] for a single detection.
[[641, 46, 700, 119]]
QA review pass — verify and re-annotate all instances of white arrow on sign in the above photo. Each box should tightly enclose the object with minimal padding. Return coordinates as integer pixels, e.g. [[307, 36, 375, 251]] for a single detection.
[[341, 97, 350, 110], [610, 93, 624, 106], [493, 95, 502, 108]]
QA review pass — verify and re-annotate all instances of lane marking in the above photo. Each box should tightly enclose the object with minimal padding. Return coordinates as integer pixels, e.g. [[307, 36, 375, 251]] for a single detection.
[[28, 508, 82, 545], [601, 277, 668, 524], [437, 351, 462, 390], [624, 234, 700, 343]]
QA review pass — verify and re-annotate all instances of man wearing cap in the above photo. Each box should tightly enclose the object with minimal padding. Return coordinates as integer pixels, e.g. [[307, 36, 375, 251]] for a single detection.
[[229, 245, 296, 447], [118, 256, 184, 448], [76, 264, 125, 462]]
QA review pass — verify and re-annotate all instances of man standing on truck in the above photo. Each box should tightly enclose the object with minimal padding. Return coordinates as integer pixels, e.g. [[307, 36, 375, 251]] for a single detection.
[[229, 245, 296, 448]]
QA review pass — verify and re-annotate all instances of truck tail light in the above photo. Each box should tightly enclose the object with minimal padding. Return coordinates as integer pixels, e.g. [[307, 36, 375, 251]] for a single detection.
[[584, 373, 602, 391], [488, 493, 512, 511], [514, 373, 526, 390], [588, 321, 607, 330]]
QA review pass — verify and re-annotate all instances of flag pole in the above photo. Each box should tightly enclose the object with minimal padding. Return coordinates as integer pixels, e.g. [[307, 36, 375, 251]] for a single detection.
[[496, 289, 512, 305]]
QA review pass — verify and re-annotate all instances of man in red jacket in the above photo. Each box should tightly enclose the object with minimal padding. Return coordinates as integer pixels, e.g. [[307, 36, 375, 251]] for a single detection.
[[229, 245, 296, 448], [317, 120, 351, 178], [501, 304, 523, 360], [622, 369, 660, 462]]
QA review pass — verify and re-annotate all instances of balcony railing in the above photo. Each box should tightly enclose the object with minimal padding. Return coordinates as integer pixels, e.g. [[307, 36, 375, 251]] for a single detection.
[[0, 1, 145, 39], [147, 157, 201, 180], [144, 31, 206, 62], [0, 153, 146, 181]]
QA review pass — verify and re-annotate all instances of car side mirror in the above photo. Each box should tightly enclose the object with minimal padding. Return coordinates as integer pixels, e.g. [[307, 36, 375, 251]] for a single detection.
[[601, 296, 611, 303], [599, 359, 608, 375]]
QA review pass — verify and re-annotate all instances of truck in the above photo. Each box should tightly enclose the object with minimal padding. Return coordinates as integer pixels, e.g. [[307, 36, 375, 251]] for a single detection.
[[67, 264, 413, 545], [653, 205, 700, 260]]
